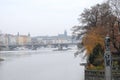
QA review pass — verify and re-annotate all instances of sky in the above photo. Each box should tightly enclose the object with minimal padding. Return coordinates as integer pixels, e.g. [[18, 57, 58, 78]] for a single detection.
[[0, 0, 105, 36]]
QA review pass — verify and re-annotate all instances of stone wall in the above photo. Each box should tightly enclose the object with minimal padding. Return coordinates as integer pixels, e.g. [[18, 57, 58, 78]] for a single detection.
[[85, 70, 120, 80]]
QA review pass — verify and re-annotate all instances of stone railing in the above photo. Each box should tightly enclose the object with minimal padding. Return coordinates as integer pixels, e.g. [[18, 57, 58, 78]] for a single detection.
[[85, 70, 120, 80]]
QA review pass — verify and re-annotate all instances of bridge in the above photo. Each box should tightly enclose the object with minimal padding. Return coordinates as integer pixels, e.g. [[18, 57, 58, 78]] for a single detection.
[[0, 42, 77, 50]]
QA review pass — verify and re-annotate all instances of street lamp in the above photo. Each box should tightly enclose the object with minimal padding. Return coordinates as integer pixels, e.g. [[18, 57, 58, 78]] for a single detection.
[[104, 35, 112, 80]]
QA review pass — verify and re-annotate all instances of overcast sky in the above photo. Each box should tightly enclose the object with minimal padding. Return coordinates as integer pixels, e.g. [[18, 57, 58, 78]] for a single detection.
[[0, 0, 105, 36]]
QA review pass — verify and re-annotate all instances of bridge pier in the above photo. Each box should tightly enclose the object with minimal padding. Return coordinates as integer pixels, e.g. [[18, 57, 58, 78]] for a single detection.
[[58, 44, 63, 50]]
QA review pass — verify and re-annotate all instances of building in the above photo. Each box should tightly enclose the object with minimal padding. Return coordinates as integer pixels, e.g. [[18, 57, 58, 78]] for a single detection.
[[31, 30, 73, 46], [0, 32, 31, 46], [17, 33, 31, 45]]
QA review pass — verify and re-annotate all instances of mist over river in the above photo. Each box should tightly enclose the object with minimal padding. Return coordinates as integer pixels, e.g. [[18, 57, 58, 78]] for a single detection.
[[0, 48, 85, 80]]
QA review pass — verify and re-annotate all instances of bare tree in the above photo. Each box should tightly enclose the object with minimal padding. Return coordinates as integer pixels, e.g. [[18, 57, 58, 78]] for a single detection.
[[73, 1, 120, 56], [109, 0, 120, 18], [79, 3, 112, 28]]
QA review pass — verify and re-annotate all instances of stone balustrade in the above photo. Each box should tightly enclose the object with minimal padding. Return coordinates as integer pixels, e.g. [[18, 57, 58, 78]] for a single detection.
[[85, 70, 120, 80]]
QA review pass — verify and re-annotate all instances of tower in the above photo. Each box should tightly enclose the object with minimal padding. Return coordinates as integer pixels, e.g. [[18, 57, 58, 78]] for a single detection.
[[17, 32, 20, 45], [17, 32, 19, 36], [64, 30, 67, 36], [28, 33, 30, 37]]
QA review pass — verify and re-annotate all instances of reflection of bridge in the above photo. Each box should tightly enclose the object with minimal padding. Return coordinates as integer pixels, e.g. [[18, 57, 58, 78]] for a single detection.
[[0, 42, 77, 50]]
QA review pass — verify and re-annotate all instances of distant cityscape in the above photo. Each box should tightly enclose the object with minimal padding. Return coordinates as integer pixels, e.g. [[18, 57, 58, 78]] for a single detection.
[[0, 30, 77, 50]]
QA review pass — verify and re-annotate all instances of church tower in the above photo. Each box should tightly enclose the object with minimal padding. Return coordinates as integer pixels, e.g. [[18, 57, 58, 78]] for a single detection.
[[28, 33, 30, 37], [64, 30, 67, 36]]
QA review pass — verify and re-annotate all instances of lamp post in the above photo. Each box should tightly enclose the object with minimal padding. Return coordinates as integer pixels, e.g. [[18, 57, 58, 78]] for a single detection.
[[104, 35, 112, 80]]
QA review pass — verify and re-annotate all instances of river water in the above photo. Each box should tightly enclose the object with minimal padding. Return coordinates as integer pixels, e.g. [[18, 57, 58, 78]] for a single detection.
[[0, 48, 85, 80]]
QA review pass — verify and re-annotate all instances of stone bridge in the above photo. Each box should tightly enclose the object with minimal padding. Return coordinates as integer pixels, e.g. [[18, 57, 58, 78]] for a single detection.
[[0, 42, 77, 50]]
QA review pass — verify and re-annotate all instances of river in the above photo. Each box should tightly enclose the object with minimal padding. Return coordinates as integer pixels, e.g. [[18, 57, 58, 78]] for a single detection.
[[0, 48, 85, 80]]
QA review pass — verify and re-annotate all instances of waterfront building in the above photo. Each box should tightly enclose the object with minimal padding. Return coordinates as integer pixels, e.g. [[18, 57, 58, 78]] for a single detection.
[[0, 34, 7, 45], [32, 32, 72, 46], [0, 30, 75, 50], [7, 34, 17, 45], [17, 33, 31, 45]]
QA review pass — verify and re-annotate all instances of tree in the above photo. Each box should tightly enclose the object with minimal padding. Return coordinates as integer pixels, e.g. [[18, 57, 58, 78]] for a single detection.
[[108, 0, 120, 53], [73, 0, 120, 56], [82, 26, 106, 55], [109, 0, 120, 18], [88, 44, 104, 66], [79, 3, 112, 28], [72, 0, 120, 70], [73, 2, 112, 56]]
